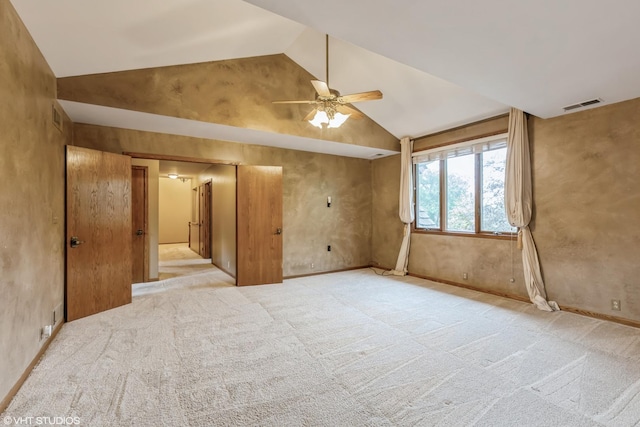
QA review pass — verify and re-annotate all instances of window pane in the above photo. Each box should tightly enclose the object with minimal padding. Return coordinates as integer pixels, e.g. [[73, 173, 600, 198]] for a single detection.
[[416, 161, 440, 229], [481, 148, 516, 233], [446, 154, 475, 232]]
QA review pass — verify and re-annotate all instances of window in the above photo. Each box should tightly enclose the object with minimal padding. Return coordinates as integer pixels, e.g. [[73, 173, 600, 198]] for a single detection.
[[414, 135, 516, 236]]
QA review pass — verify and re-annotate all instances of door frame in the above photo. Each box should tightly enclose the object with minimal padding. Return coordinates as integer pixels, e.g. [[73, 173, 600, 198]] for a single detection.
[[125, 151, 236, 263], [131, 165, 149, 282], [123, 152, 237, 166]]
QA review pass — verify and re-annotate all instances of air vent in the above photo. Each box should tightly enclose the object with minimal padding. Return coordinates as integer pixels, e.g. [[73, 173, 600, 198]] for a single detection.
[[563, 98, 602, 112]]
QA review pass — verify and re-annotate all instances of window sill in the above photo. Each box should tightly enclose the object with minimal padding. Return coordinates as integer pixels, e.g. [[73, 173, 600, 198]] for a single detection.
[[412, 229, 516, 241]]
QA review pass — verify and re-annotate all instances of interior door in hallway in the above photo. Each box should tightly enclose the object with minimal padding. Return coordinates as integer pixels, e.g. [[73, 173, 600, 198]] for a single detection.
[[131, 165, 148, 283], [199, 181, 212, 259], [66, 146, 132, 321], [237, 166, 283, 286]]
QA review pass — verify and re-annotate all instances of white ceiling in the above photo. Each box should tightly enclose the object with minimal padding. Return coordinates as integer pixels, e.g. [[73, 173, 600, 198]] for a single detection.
[[12, 0, 306, 77], [11, 0, 640, 157], [247, 0, 640, 119]]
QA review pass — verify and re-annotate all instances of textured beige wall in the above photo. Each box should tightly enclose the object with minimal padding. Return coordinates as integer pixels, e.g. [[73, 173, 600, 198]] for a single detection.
[[530, 98, 640, 319], [158, 177, 191, 244], [73, 124, 373, 277], [409, 235, 527, 298], [198, 165, 237, 277], [371, 154, 404, 269], [58, 55, 398, 152], [131, 159, 159, 280], [372, 98, 640, 322], [0, 1, 70, 403]]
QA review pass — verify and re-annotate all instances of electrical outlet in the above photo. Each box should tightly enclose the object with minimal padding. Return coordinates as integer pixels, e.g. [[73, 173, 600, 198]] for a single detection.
[[311, 263, 314, 269], [327, 245, 331, 252], [463, 273, 468, 280], [611, 299, 621, 311], [41, 325, 52, 340]]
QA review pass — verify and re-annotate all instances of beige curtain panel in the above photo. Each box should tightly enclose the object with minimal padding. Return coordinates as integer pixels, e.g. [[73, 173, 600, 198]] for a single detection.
[[505, 108, 559, 312], [391, 137, 414, 276]]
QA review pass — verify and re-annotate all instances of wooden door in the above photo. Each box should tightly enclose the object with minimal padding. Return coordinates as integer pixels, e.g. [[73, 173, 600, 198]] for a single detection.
[[199, 181, 212, 259], [131, 166, 148, 283], [190, 185, 201, 254], [237, 166, 283, 286], [66, 146, 132, 321]]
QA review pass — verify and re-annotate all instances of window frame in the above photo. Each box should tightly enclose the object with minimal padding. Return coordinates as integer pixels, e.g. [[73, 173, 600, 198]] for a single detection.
[[412, 134, 516, 240]]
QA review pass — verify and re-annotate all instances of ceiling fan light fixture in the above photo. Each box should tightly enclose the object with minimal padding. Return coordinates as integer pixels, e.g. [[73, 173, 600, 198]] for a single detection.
[[308, 110, 350, 128], [309, 110, 329, 128], [327, 112, 350, 128], [274, 34, 381, 128]]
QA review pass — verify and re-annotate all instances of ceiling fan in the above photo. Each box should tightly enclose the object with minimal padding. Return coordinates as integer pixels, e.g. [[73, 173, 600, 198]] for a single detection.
[[273, 35, 383, 128]]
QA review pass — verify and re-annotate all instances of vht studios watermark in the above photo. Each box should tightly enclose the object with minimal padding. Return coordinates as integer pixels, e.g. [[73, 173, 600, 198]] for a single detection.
[[3, 416, 81, 426]]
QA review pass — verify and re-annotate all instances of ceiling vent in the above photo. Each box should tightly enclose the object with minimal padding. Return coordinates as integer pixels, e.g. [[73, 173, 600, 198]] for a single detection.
[[563, 98, 602, 112]]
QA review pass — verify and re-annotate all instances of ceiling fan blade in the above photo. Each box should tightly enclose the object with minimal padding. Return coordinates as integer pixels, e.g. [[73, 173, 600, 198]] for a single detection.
[[302, 108, 318, 121], [336, 104, 364, 119], [311, 80, 331, 97], [338, 90, 383, 103], [272, 100, 316, 104]]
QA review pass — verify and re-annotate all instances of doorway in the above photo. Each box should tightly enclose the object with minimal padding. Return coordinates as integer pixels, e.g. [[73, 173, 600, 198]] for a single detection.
[[199, 181, 212, 259], [131, 165, 149, 283], [131, 156, 232, 282], [188, 180, 212, 260], [66, 148, 284, 322], [125, 151, 284, 287]]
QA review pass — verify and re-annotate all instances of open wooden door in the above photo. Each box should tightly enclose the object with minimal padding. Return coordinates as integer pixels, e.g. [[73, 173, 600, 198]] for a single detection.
[[131, 166, 148, 283], [199, 181, 212, 259], [66, 146, 132, 321], [236, 166, 283, 286]]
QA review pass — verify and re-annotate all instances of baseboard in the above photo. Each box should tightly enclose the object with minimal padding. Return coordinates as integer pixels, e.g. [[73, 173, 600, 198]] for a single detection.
[[558, 305, 640, 329], [407, 271, 531, 303], [404, 270, 640, 330], [0, 320, 65, 414], [285, 265, 371, 280]]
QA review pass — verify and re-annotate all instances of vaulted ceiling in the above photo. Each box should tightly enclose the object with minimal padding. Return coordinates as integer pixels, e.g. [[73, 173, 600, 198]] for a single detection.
[[10, 0, 640, 159]]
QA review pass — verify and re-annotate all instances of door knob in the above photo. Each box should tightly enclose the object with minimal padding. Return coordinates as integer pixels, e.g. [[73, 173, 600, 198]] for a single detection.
[[136, 229, 144, 236], [275, 228, 282, 235], [70, 236, 84, 248]]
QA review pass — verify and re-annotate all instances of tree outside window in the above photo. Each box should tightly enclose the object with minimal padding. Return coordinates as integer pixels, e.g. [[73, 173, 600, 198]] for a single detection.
[[414, 139, 515, 236]]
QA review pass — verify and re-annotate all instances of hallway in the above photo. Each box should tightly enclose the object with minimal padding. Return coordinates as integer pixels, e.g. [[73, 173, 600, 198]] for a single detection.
[[132, 244, 235, 296]]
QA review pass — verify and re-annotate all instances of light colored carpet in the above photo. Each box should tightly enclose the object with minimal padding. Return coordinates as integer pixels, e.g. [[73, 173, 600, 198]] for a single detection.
[[134, 244, 235, 295], [3, 246, 640, 426]]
